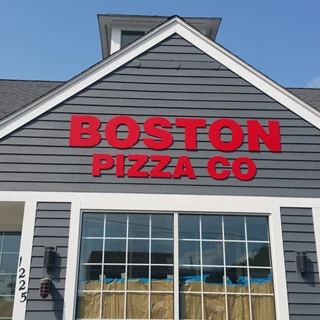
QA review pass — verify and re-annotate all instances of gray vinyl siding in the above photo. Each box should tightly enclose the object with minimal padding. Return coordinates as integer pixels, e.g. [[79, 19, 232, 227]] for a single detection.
[[25, 202, 71, 320], [281, 208, 320, 320], [0, 34, 320, 196]]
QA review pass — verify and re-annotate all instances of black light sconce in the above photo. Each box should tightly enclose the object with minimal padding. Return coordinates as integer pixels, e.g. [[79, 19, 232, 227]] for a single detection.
[[43, 246, 55, 269], [40, 247, 55, 299], [296, 251, 308, 273]]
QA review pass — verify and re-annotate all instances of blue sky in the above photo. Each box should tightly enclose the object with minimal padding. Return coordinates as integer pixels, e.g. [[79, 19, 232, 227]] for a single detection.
[[0, 0, 319, 88]]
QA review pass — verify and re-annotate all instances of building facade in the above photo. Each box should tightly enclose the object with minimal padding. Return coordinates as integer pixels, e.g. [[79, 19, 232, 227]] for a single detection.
[[0, 14, 320, 320]]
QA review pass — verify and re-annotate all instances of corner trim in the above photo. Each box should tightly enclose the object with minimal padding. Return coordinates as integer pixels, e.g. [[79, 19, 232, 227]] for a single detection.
[[270, 206, 290, 320], [312, 207, 320, 287], [12, 201, 37, 320], [63, 202, 81, 320]]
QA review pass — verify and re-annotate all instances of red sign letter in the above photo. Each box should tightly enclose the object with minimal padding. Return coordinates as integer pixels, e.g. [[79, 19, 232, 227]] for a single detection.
[[175, 118, 206, 150], [69, 115, 101, 147], [150, 155, 172, 178], [143, 117, 173, 150], [127, 154, 149, 177], [116, 154, 125, 177], [207, 156, 230, 180], [209, 119, 244, 151], [105, 116, 140, 149], [173, 156, 196, 179], [232, 157, 257, 181], [247, 120, 281, 152], [92, 154, 114, 176]]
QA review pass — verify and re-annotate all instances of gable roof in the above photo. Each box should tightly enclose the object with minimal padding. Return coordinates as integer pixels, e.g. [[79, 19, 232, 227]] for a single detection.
[[0, 16, 320, 139], [1, 80, 319, 122]]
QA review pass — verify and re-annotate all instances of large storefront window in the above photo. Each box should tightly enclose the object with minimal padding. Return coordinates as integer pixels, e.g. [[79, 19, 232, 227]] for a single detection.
[[0, 233, 21, 320], [76, 213, 275, 320]]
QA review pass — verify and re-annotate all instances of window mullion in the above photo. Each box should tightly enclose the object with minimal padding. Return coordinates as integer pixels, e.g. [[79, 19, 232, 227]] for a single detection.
[[0, 232, 4, 268], [124, 214, 129, 320], [173, 213, 179, 320], [222, 216, 229, 320], [244, 216, 253, 320], [148, 214, 152, 320], [199, 216, 204, 320]]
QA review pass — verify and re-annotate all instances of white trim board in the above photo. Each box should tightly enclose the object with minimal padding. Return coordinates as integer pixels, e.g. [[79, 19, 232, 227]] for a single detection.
[[0, 191, 320, 211], [0, 17, 320, 140]]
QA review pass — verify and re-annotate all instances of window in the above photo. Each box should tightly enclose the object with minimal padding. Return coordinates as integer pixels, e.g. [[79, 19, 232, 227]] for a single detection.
[[0, 233, 21, 320], [76, 213, 275, 320], [121, 31, 146, 48]]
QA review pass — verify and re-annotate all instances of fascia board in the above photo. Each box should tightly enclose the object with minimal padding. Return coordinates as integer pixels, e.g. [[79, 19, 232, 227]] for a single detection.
[[0, 19, 178, 140], [175, 20, 320, 129], [1, 16, 320, 141]]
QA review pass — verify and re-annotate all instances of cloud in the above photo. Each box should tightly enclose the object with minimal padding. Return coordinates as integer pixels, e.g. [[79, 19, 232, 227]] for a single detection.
[[307, 76, 320, 88]]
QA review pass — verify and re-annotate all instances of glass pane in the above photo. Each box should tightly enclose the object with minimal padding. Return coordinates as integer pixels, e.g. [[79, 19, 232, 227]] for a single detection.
[[179, 241, 200, 265], [151, 266, 173, 291], [77, 292, 101, 319], [202, 242, 223, 265], [180, 293, 202, 319], [246, 216, 269, 241], [204, 294, 226, 319], [224, 216, 245, 240], [227, 295, 250, 320], [250, 269, 273, 294], [0, 275, 16, 295], [248, 243, 271, 267], [128, 240, 149, 263], [0, 254, 19, 273], [82, 213, 104, 237], [121, 31, 145, 48], [104, 265, 126, 291], [151, 293, 173, 319], [2, 233, 21, 252], [226, 268, 248, 293], [0, 296, 14, 318], [104, 239, 126, 263], [203, 267, 224, 292], [151, 240, 173, 264], [102, 292, 124, 319], [151, 214, 173, 238], [202, 215, 222, 240], [105, 214, 127, 238], [80, 239, 103, 263], [225, 242, 247, 266], [180, 266, 201, 292], [128, 214, 149, 238], [127, 265, 149, 291], [126, 293, 148, 319], [252, 295, 276, 320], [179, 215, 200, 239], [78, 264, 102, 290]]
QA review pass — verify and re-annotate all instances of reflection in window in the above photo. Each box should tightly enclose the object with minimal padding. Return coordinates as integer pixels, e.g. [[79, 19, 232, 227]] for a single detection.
[[77, 214, 275, 320], [121, 30, 146, 48], [0, 232, 21, 320], [77, 213, 173, 319], [179, 215, 275, 320]]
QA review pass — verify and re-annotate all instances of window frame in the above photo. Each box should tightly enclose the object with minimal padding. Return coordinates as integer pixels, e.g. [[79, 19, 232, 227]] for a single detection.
[[111, 26, 148, 54], [64, 196, 289, 320]]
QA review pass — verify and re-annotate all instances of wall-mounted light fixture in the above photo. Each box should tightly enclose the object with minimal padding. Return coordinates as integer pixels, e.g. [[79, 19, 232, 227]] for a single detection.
[[296, 251, 308, 273], [39, 277, 52, 299], [43, 247, 55, 269]]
